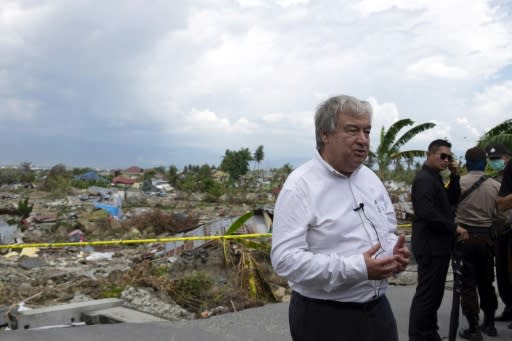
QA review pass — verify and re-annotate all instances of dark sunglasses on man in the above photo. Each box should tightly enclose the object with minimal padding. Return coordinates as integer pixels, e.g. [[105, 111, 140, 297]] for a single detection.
[[439, 153, 453, 161]]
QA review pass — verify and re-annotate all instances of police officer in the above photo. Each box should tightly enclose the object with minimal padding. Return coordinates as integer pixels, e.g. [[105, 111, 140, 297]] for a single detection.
[[488, 143, 512, 326], [456, 147, 500, 340]]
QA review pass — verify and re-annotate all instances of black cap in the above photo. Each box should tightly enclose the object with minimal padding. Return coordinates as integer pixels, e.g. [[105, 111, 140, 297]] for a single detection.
[[485, 143, 511, 159]]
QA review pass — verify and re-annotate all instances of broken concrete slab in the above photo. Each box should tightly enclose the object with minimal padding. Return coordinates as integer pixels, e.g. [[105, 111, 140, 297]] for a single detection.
[[82, 306, 166, 324], [0, 220, 19, 245], [8, 298, 123, 330], [0, 305, 9, 327], [19, 257, 46, 270]]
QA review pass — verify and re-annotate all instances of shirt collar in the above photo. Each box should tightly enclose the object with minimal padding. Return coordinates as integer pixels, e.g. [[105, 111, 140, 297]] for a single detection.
[[422, 163, 439, 175], [314, 149, 362, 178]]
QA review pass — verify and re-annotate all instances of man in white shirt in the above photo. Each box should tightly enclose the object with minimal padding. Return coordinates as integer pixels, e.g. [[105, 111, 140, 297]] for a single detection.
[[271, 94, 410, 341]]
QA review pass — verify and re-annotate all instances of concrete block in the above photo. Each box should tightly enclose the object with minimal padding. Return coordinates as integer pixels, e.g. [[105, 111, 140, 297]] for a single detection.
[[0, 305, 9, 327], [83, 306, 166, 324], [9, 298, 123, 330]]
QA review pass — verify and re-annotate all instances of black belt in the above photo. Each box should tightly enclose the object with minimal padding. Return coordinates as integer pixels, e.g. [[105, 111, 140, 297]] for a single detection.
[[459, 223, 492, 236], [292, 291, 384, 311]]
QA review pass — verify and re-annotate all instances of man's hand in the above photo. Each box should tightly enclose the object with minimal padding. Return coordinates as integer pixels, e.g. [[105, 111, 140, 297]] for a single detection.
[[456, 226, 469, 241], [364, 243, 400, 280], [448, 159, 459, 175], [392, 234, 410, 273], [496, 194, 512, 212]]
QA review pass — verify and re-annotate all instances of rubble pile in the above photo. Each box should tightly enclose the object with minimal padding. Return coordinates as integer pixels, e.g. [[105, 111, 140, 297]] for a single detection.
[[0, 186, 284, 328]]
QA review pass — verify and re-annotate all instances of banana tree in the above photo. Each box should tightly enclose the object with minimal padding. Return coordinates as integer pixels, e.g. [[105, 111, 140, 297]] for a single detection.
[[477, 118, 512, 149], [373, 119, 436, 179]]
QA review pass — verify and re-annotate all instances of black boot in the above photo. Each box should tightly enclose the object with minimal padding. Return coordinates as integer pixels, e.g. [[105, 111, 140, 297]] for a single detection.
[[459, 315, 483, 341], [481, 311, 497, 337]]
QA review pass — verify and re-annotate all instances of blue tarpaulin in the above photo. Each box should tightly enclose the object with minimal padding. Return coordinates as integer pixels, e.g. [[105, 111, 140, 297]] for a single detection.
[[93, 203, 120, 218], [75, 171, 107, 182]]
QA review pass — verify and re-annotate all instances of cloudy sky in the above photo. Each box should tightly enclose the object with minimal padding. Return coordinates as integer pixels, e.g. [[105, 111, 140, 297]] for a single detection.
[[1, 0, 512, 170]]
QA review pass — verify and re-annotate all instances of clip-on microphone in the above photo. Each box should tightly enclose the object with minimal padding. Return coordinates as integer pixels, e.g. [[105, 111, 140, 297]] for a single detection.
[[353, 203, 364, 212]]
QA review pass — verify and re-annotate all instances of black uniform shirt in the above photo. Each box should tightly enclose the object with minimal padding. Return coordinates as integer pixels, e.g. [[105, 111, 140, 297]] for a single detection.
[[411, 164, 460, 256]]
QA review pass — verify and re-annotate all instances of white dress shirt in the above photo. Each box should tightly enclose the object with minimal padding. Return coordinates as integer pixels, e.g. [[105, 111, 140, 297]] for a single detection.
[[271, 151, 398, 303]]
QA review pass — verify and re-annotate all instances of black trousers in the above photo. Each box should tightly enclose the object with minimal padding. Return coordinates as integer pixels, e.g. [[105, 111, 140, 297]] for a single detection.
[[409, 255, 450, 341], [289, 291, 398, 341], [495, 231, 512, 308], [460, 236, 498, 316]]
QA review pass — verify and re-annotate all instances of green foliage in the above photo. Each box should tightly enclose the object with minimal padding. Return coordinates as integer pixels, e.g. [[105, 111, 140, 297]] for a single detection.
[[17, 198, 33, 219], [280, 163, 293, 176], [69, 167, 94, 176], [253, 145, 264, 173], [153, 166, 166, 175], [374, 119, 436, 179], [204, 180, 223, 202], [175, 271, 213, 298], [101, 285, 124, 298], [220, 148, 253, 180], [477, 119, 512, 150], [254, 145, 264, 164], [0, 163, 36, 185], [18, 162, 35, 183], [267, 163, 294, 192], [168, 165, 179, 186], [143, 169, 156, 181], [0, 168, 19, 185], [41, 164, 72, 193], [175, 164, 221, 196], [225, 211, 254, 235], [151, 264, 169, 277], [379, 168, 417, 184], [71, 178, 109, 189]]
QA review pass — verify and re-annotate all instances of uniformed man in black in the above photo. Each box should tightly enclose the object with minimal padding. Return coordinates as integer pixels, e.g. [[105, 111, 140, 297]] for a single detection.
[[495, 144, 512, 330], [409, 139, 469, 341], [486, 143, 512, 324]]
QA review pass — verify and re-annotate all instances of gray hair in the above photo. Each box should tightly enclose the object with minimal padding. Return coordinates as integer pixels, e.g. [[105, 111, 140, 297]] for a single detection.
[[315, 95, 373, 152]]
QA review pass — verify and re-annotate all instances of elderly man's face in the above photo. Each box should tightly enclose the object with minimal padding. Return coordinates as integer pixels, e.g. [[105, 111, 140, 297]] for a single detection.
[[320, 112, 371, 175]]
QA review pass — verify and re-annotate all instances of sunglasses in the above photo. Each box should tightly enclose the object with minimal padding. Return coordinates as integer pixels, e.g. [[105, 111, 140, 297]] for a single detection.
[[439, 153, 453, 161]]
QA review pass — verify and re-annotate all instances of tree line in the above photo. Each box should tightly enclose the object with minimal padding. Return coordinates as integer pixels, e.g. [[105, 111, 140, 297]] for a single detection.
[[2, 118, 511, 192]]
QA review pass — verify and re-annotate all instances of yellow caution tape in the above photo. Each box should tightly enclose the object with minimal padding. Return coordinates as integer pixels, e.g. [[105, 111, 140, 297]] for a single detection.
[[0, 223, 413, 250], [0, 233, 272, 249]]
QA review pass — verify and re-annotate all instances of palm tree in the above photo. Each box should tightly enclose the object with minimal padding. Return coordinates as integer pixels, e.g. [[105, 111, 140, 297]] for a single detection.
[[253, 145, 264, 175], [373, 118, 436, 179], [477, 118, 512, 149]]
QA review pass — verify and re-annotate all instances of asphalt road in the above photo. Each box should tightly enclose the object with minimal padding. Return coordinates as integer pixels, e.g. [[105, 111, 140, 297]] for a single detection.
[[2, 285, 511, 340]]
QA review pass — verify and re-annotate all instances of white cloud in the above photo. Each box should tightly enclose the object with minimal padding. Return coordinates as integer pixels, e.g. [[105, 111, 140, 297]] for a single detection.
[[468, 80, 512, 133], [407, 56, 469, 79], [275, 0, 310, 7], [262, 112, 285, 124], [353, 0, 425, 15], [183, 108, 259, 134], [367, 97, 400, 128], [366, 97, 400, 148], [236, 0, 265, 8], [0, 98, 36, 122], [455, 117, 480, 140]]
